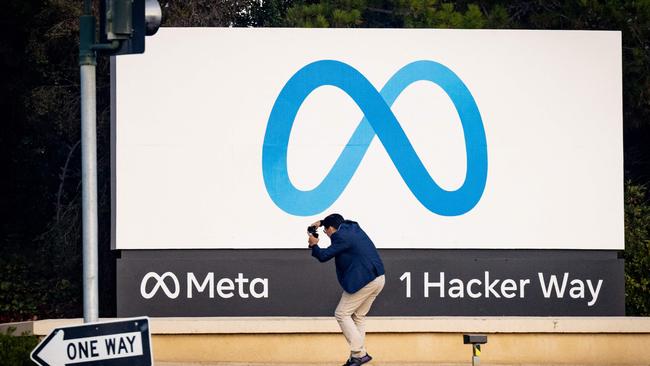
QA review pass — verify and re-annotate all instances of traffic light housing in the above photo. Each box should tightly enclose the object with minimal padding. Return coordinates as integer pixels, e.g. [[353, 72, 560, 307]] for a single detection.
[[99, 0, 161, 55]]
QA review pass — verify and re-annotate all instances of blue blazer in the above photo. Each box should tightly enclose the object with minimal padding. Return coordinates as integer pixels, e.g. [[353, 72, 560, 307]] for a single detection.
[[311, 220, 385, 293]]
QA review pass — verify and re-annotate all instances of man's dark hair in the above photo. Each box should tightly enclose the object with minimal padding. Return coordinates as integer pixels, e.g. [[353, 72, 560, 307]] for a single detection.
[[322, 213, 344, 230]]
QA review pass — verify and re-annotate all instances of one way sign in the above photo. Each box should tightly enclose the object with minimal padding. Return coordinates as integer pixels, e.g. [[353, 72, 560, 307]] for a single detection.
[[31, 317, 152, 366]]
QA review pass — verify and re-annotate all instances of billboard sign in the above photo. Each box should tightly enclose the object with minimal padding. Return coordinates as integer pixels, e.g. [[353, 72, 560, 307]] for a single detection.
[[112, 28, 623, 249]]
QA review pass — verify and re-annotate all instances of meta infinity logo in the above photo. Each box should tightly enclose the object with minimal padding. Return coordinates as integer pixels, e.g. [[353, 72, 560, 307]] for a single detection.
[[140, 272, 180, 299], [262, 60, 488, 216]]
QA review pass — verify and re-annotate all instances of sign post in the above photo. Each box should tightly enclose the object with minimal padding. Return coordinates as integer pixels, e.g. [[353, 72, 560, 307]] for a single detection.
[[78, 0, 161, 323], [31, 317, 152, 366]]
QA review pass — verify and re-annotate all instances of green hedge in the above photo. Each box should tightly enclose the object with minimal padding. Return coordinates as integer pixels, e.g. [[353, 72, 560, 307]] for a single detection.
[[624, 181, 650, 315], [0, 328, 39, 366]]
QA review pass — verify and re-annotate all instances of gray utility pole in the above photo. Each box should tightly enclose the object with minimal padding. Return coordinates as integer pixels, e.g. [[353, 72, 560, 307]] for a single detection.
[[78, 0, 161, 323], [79, 0, 100, 324], [80, 61, 99, 323]]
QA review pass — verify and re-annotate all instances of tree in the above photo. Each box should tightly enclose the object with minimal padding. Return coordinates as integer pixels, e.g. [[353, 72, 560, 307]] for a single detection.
[[624, 181, 650, 315], [280, 0, 508, 28]]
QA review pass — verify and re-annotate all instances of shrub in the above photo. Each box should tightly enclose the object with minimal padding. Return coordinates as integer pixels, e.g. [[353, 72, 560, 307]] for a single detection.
[[0, 327, 39, 366]]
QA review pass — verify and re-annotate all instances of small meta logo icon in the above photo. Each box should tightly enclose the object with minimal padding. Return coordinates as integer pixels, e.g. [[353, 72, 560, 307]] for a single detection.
[[262, 60, 488, 216], [140, 272, 180, 299]]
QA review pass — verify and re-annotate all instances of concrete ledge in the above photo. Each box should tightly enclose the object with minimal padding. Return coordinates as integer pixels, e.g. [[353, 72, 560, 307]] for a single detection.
[[4, 317, 650, 365], [3, 317, 650, 336], [151, 333, 650, 365]]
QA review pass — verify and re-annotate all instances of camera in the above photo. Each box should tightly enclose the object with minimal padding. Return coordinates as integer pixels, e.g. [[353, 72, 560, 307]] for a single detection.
[[307, 225, 319, 238]]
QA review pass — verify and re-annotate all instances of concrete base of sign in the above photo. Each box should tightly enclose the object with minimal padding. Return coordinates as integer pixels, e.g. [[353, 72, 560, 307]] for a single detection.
[[5, 317, 650, 365]]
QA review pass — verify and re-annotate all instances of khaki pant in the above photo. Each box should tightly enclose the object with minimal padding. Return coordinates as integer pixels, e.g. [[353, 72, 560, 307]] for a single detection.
[[334, 275, 385, 358]]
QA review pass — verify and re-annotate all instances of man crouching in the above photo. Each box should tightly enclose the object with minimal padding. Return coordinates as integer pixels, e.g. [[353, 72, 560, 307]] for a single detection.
[[308, 213, 385, 366]]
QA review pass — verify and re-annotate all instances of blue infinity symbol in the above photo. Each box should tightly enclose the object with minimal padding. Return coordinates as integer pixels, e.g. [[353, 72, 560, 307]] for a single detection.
[[262, 60, 487, 216]]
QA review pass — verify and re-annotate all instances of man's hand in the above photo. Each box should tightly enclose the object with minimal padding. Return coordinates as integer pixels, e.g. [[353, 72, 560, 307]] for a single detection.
[[310, 220, 321, 228], [308, 233, 319, 248]]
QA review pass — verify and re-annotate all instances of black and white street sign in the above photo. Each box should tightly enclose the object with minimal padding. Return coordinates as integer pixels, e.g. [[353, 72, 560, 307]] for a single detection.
[[31, 317, 152, 366]]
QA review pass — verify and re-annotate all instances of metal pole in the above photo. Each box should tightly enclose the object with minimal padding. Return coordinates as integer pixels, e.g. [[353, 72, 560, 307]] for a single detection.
[[81, 64, 98, 323], [472, 344, 480, 366], [80, 0, 98, 323]]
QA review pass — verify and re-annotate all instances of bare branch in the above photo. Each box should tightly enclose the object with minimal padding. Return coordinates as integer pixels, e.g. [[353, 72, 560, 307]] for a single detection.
[[56, 140, 80, 223]]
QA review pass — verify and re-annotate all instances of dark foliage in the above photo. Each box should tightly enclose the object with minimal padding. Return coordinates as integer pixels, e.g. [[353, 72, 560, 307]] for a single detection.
[[624, 181, 650, 315], [0, 328, 39, 366]]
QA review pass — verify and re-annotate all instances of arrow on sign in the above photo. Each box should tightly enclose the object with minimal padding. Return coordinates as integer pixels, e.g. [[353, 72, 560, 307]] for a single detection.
[[31, 317, 152, 366]]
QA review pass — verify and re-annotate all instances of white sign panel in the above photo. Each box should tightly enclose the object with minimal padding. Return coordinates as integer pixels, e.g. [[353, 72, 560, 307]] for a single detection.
[[112, 28, 623, 249]]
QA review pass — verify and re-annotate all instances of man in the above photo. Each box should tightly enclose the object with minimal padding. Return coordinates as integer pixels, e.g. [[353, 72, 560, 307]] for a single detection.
[[308, 213, 385, 366]]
